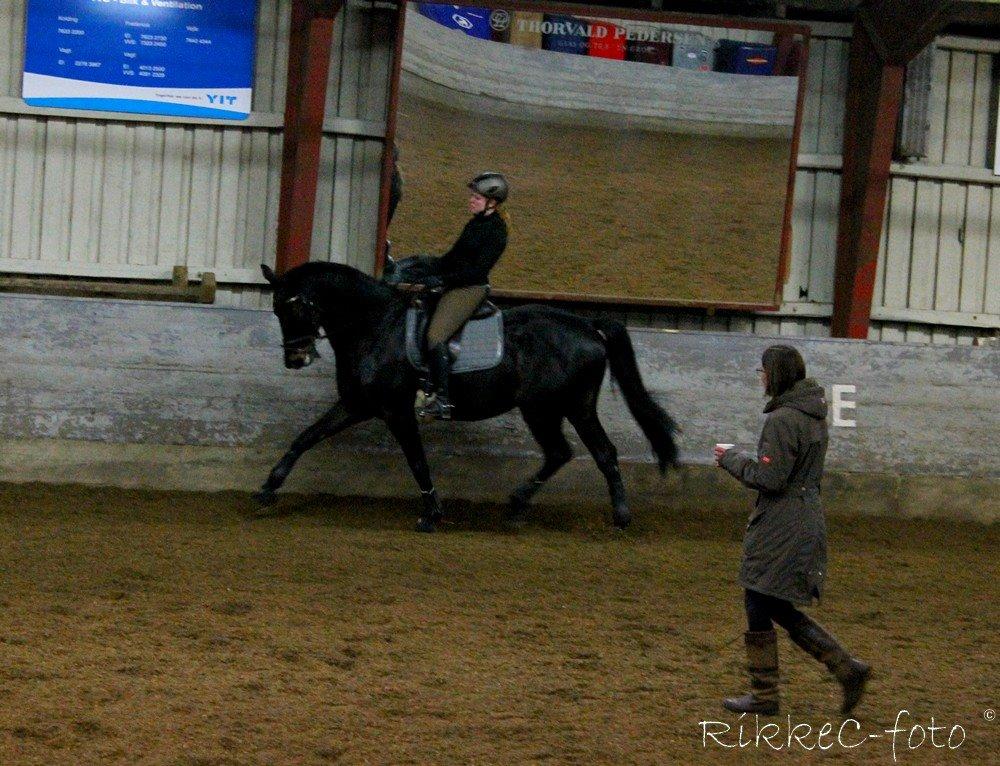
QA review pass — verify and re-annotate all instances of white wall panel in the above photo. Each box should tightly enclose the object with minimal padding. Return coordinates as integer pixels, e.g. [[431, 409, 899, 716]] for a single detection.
[[815, 38, 847, 154], [784, 169, 815, 303], [881, 178, 917, 309], [969, 53, 992, 168], [0, 0, 25, 97], [774, 30, 999, 344]]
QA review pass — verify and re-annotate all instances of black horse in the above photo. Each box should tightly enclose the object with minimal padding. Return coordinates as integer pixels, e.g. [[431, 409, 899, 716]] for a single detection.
[[256, 261, 679, 532]]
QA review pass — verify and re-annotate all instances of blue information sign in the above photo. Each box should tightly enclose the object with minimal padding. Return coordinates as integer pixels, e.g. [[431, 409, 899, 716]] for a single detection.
[[23, 0, 258, 120]]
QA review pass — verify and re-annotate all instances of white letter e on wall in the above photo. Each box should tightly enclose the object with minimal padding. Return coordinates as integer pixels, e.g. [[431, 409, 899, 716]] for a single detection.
[[831, 384, 857, 428]]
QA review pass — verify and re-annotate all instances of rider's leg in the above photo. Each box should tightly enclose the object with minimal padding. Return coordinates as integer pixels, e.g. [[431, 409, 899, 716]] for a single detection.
[[421, 342, 454, 420], [419, 286, 488, 420]]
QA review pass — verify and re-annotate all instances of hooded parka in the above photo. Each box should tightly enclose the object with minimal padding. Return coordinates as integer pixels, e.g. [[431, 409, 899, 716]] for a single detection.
[[719, 378, 829, 606]]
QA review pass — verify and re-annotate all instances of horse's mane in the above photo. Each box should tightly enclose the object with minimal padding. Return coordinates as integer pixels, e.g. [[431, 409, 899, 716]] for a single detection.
[[283, 261, 396, 304]]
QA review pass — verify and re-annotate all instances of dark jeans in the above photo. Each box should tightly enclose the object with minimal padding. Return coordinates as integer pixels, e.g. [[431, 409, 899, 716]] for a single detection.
[[745, 589, 806, 632]]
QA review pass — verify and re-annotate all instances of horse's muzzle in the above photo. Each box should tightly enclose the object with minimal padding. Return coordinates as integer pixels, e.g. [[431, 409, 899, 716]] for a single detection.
[[284, 343, 319, 369]]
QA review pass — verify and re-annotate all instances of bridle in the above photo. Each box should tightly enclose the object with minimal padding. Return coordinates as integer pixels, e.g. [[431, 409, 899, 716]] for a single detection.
[[282, 332, 327, 351], [280, 294, 328, 355]]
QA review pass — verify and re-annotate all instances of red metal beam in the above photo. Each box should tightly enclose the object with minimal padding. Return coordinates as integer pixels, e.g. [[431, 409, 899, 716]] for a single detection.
[[374, 2, 408, 279], [831, 0, 1000, 337], [274, 0, 342, 275], [772, 31, 802, 77], [830, 0, 973, 338], [830, 13, 905, 339]]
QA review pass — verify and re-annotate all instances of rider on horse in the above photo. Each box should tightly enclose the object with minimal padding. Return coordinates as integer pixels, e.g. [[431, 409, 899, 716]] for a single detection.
[[412, 171, 509, 421]]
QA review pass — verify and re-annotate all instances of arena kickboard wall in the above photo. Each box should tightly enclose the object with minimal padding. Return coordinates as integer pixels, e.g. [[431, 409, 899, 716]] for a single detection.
[[1, 294, 996, 497]]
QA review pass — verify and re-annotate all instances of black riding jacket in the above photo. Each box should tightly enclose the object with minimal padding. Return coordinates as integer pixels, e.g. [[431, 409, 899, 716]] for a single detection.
[[435, 211, 508, 289]]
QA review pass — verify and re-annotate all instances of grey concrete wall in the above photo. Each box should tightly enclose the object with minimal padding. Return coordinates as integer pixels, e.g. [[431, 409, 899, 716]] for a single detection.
[[0, 294, 997, 520]]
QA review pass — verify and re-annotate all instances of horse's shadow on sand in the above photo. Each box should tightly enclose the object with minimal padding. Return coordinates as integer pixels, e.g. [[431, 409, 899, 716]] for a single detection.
[[242, 492, 631, 537]]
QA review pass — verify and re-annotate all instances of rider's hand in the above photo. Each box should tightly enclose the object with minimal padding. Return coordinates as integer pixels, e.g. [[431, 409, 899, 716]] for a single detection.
[[395, 282, 425, 293]]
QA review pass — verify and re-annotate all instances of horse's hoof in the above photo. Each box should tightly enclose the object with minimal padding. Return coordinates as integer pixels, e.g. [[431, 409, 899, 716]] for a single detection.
[[612, 508, 632, 529], [415, 516, 437, 533], [252, 489, 277, 508], [506, 497, 530, 530], [504, 512, 528, 531]]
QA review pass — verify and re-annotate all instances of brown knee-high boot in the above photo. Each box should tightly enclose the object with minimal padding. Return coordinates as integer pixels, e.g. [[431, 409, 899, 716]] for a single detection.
[[723, 630, 780, 715], [787, 614, 870, 715]]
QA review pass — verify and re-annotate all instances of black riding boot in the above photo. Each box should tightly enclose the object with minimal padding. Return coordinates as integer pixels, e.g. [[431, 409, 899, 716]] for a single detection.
[[416, 343, 454, 421], [787, 614, 871, 715]]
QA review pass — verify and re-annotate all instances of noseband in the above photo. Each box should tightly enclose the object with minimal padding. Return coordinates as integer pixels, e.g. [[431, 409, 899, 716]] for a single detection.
[[282, 332, 327, 350], [281, 294, 328, 352]]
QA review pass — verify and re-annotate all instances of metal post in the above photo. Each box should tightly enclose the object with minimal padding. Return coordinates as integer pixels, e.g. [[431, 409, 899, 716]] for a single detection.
[[830, 14, 906, 338], [275, 0, 343, 275]]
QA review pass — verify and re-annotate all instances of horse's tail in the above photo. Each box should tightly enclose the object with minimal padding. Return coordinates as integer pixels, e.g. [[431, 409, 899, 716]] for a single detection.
[[593, 319, 679, 473]]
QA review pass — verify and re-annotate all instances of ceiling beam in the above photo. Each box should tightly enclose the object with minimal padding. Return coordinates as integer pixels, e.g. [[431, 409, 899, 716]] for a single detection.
[[859, 1, 957, 63]]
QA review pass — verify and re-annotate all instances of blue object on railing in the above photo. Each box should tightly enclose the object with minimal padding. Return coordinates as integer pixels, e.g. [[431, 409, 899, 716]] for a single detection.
[[417, 4, 491, 40], [715, 40, 778, 75]]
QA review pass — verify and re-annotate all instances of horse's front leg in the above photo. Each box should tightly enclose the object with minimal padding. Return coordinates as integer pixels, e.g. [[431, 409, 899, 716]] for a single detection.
[[385, 411, 442, 533], [254, 400, 366, 507]]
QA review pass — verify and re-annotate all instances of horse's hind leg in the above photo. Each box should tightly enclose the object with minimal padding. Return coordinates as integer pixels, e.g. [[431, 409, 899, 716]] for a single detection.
[[568, 409, 630, 529], [509, 410, 573, 527]]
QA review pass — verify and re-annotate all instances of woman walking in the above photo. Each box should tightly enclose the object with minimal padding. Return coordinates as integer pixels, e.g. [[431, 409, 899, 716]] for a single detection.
[[715, 344, 870, 716]]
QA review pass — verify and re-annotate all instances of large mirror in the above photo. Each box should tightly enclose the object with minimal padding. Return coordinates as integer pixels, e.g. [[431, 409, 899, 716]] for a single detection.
[[387, 3, 809, 307]]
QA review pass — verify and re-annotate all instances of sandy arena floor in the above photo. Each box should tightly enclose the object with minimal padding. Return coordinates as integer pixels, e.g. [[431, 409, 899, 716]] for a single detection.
[[0, 482, 997, 765]]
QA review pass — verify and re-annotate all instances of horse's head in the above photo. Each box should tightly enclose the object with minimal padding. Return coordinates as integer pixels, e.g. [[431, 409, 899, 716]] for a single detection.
[[262, 264, 323, 369]]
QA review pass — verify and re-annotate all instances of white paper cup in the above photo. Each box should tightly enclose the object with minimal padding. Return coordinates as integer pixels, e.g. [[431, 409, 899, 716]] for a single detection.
[[712, 442, 736, 463]]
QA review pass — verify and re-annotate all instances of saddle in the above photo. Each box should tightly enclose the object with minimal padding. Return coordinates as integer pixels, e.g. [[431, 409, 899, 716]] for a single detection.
[[404, 295, 504, 374]]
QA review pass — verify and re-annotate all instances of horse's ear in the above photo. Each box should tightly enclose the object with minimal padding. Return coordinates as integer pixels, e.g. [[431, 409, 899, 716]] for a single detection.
[[261, 264, 277, 285]]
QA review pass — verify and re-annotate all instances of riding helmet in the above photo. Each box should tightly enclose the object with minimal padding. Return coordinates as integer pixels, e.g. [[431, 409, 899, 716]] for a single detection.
[[468, 172, 509, 203]]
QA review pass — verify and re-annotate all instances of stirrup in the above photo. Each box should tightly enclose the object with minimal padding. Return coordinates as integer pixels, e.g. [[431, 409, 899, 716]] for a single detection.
[[415, 391, 453, 421]]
